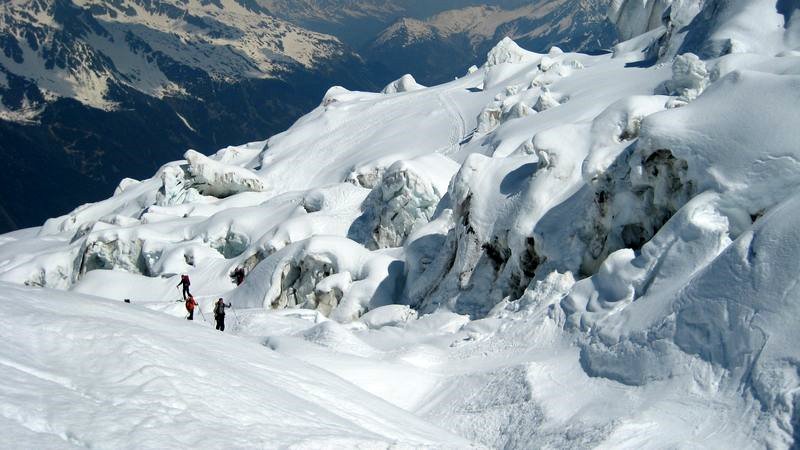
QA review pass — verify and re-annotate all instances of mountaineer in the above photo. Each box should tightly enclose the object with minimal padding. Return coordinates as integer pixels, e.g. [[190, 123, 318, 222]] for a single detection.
[[214, 298, 232, 331], [185, 295, 198, 320], [177, 274, 192, 299]]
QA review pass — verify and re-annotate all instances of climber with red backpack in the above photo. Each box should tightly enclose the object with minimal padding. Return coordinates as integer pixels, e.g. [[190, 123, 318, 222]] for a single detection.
[[185, 295, 198, 320], [177, 274, 192, 300]]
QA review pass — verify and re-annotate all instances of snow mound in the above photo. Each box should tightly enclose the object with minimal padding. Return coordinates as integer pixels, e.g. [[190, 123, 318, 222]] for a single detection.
[[360, 305, 418, 329], [382, 74, 425, 94], [321, 86, 351, 106], [302, 183, 369, 214], [532, 88, 568, 112], [301, 320, 378, 357], [113, 177, 141, 196]]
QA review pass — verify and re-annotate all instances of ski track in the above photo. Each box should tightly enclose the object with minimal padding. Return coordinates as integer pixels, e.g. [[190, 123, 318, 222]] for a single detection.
[[436, 89, 468, 157]]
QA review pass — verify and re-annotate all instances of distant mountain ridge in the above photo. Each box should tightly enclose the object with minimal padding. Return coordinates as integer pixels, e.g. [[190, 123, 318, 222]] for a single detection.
[[0, 0, 354, 119], [0, 0, 378, 232], [261, 0, 539, 46], [366, 1, 617, 84]]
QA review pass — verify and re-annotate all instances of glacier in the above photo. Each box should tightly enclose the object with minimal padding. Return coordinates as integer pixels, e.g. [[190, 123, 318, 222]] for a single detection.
[[1, 0, 800, 447]]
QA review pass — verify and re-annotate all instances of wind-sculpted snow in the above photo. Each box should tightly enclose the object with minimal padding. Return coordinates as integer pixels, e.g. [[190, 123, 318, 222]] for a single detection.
[[3, 7, 800, 446]]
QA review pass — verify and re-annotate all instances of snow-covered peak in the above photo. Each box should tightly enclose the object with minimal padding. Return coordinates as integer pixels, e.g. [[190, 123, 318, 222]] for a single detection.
[[373, 17, 436, 46]]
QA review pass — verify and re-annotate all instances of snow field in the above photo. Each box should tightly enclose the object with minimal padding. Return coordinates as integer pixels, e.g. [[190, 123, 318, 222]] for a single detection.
[[0, 283, 473, 449], [3, 0, 800, 446]]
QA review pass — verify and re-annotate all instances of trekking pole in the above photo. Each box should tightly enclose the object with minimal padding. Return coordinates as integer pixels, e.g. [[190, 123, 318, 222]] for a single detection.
[[231, 304, 241, 327], [198, 307, 208, 323]]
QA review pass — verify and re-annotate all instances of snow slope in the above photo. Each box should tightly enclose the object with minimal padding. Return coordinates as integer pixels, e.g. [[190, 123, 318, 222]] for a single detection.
[[0, 282, 471, 449], [3, 0, 800, 447]]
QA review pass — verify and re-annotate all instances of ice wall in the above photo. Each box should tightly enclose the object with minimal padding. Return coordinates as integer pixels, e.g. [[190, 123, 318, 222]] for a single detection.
[[609, 0, 798, 61]]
